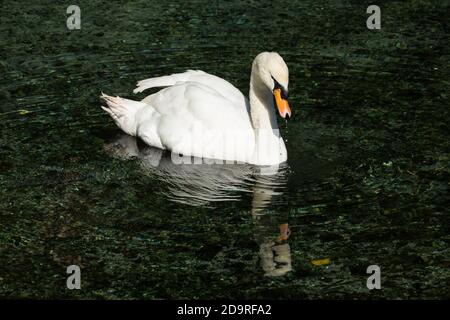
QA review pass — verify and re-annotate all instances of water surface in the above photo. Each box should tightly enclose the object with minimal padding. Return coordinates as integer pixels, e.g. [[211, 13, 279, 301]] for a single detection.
[[0, 0, 449, 299]]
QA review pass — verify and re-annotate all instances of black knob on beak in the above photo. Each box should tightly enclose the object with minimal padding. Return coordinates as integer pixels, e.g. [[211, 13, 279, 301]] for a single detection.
[[272, 76, 288, 100]]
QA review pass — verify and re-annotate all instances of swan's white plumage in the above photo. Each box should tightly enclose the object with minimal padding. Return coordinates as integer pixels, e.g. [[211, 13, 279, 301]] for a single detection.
[[101, 52, 290, 165], [135, 70, 246, 107]]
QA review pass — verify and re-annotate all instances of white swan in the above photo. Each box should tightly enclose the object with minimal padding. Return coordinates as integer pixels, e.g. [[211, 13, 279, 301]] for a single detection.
[[101, 52, 292, 165]]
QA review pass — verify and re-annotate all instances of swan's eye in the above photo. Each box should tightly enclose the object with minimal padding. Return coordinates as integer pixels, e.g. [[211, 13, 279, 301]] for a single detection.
[[271, 76, 288, 99]]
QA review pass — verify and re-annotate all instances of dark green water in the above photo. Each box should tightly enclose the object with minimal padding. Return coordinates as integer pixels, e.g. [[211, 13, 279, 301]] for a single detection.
[[1, 0, 449, 299]]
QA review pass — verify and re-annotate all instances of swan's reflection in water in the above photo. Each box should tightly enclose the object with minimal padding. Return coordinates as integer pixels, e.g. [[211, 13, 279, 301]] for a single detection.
[[106, 134, 292, 277]]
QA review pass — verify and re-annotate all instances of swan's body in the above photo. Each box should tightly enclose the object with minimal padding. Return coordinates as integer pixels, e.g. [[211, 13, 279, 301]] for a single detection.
[[101, 52, 292, 165]]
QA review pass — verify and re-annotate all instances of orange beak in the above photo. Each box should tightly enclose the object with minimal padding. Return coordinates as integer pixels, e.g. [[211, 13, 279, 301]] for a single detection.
[[273, 88, 292, 119]]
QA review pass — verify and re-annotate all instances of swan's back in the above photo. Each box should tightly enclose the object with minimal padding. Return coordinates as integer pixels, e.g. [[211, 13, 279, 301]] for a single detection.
[[136, 70, 247, 108]]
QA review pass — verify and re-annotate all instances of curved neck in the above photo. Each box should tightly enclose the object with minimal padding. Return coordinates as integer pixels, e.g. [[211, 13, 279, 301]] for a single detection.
[[249, 73, 278, 130]]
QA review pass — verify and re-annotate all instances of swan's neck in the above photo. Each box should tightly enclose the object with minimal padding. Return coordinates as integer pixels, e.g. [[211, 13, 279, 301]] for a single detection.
[[249, 75, 278, 130], [248, 72, 286, 165]]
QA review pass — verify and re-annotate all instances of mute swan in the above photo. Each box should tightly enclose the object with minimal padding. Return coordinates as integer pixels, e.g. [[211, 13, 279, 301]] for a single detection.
[[101, 52, 292, 165]]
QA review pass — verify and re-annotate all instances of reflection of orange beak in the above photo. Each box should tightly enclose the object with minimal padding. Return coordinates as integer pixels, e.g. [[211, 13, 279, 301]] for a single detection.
[[278, 223, 291, 242], [273, 88, 292, 119]]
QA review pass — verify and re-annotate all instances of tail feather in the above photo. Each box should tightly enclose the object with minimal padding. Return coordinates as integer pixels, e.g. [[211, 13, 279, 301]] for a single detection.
[[100, 93, 144, 136]]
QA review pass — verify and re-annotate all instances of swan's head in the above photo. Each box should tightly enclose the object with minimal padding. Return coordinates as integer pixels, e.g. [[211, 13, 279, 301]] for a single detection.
[[253, 52, 292, 119]]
